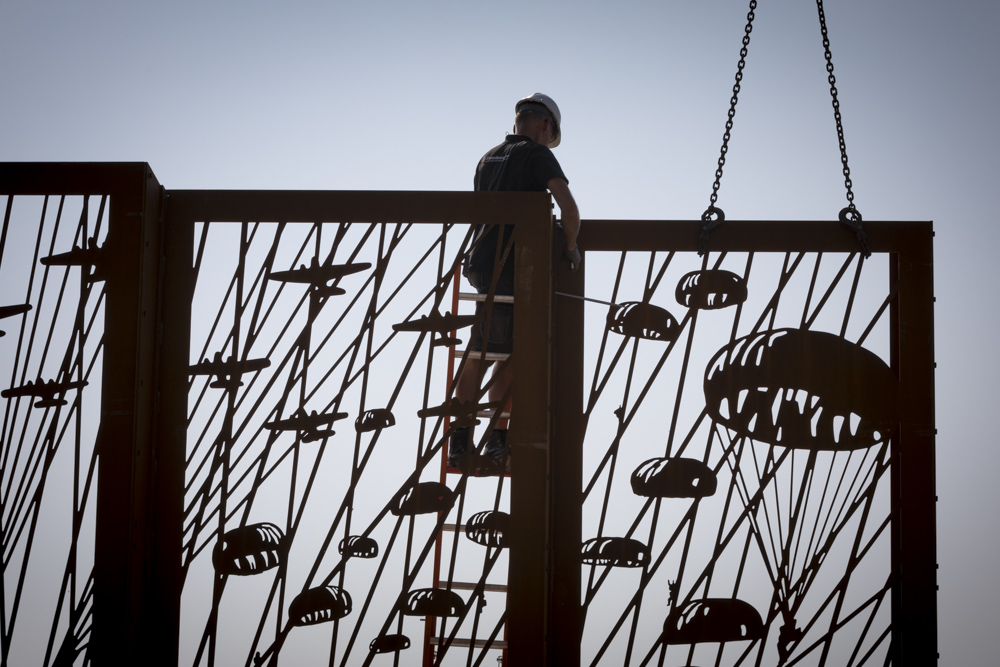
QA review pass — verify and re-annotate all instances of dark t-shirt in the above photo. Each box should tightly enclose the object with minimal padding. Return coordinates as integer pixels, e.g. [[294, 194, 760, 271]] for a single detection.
[[469, 134, 567, 273]]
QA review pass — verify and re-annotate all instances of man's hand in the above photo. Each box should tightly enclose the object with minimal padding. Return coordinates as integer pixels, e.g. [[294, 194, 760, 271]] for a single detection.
[[563, 243, 582, 271]]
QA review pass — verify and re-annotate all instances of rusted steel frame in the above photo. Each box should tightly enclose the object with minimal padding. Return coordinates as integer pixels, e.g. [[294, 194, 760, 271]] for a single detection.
[[582, 219, 930, 254], [166, 189, 549, 227], [890, 225, 937, 665], [0, 163, 186, 666]]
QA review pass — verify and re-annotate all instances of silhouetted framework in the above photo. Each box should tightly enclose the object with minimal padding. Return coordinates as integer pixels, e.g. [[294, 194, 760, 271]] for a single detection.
[[0, 163, 935, 667]]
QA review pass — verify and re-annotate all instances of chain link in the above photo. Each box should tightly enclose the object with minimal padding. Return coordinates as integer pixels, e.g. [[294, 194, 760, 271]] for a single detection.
[[816, 0, 870, 257], [700, 0, 757, 255]]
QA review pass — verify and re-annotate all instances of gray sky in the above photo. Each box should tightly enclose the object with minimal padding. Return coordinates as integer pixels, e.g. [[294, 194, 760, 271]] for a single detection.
[[2, 0, 996, 664]]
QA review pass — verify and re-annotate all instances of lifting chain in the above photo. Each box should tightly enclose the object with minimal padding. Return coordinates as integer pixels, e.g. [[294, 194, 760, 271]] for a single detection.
[[699, 0, 757, 256], [817, 0, 870, 257]]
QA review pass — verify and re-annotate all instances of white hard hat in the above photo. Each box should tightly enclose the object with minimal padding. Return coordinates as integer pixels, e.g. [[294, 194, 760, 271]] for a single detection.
[[516, 93, 561, 148]]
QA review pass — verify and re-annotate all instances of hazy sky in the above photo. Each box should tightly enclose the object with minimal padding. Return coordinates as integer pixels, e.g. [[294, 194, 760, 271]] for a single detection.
[[2, 0, 997, 664]]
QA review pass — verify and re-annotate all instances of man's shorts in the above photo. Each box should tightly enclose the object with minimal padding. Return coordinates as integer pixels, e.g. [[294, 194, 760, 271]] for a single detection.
[[465, 262, 514, 355]]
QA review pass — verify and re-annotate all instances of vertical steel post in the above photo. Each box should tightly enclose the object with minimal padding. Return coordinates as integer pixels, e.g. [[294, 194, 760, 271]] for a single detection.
[[892, 226, 937, 664], [506, 197, 554, 666], [550, 237, 585, 665], [92, 164, 186, 667]]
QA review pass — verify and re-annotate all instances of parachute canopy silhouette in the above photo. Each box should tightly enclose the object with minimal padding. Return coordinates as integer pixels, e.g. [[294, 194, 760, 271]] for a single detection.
[[704, 329, 898, 450]]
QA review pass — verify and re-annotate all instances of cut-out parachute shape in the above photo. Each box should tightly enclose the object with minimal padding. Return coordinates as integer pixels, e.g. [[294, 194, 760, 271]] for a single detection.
[[663, 598, 764, 644], [607, 302, 680, 342], [392, 309, 479, 347], [369, 634, 410, 654], [268, 257, 371, 288], [631, 457, 718, 499], [339, 535, 378, 559], [264, 407, 348, 442], [705, 329, 898, 450], [675, 269, 748, 310], [390, 482, 455, 516], [189, 351, 271, 391], [212, 523, 286, 576], [289, 586, 352, 626], [581, 537, 649, 568], [1, 378, 88, 408], [0, 304, 31, 338], [465, 511, 510, 549], [40, 237, 106, 281], [402, 589, 463, 617], [355, 408, 395, 432]]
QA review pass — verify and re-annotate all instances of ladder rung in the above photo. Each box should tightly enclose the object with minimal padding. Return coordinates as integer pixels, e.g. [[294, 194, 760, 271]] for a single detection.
[[449, 581, 508, 593], [456, 350, 510, 362], [476, 410, 511, 420], [458, 293, 515, 304], [429, 636, 508, 650]]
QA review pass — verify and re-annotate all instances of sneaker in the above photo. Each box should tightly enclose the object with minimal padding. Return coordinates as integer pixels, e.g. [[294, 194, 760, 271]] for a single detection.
[[447, 427, 470, 468], [484, 429, 507, 462]]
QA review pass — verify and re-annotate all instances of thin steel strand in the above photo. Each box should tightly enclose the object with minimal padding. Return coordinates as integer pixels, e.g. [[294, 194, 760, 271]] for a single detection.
[[803, 252, 857, 330], [579, 254, 630, 418], [335, 224, 388, 621], [745, 252, 806, 338], [806, 450, 876, 571], [203, 225, 253, 667], [782, 575, 893, 667], [844, 552, 892, 667], [779, 450, 819, 611], [804, 492, 883, 666], [585, 430, 752, 651], [0, 194, 13, 269], [0, 195, 51, 479], [2, 417, 63, 650], [839, 252, 866, 338], [793, 449, 843, 593], [643, 251, 677, 303], [801, 253, 825, 328], [581, 496, 656, 609], [587, 338, 642, 597], [855, 284, 896, 348], [469, 609, 508, 667], [318, 229, 472, 408], [188, 220, 274, 392], [585, 252, 628, 412], [816, 493, 881, 664], [621, 498, 662, 667], [666, 408, 710, 461], [191, 222, 211, 300], [714, 526, 759, 667], [583, 305, 701, 500], [3, 195, 67, 501], [240, 537, 297, 667], [233, 344, 308, 530], [587, 498, 706, 667], [722, 438, 782, 591], [3, 330, 102, 555], [807, 446, 891, 584], [241, 222, 287, 353], [355, 489, 470, 667], [295, 325, 435, 589], [344, 226, 395, 667], [621, 438, 779, 667], [663, 307, 699, 459], [784, 468, 892, 630], [332, 516, 407, 667], [582, 338, 630, 426]]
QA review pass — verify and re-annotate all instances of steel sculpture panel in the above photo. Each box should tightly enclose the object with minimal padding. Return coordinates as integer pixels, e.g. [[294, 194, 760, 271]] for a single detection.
[[1, 165, 935, 667]]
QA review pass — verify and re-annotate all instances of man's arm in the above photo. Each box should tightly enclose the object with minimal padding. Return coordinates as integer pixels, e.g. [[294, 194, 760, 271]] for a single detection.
[[547, 177, 580, 251]]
